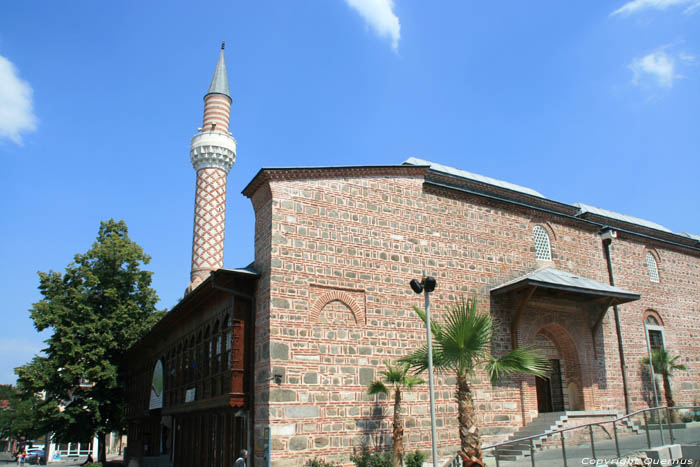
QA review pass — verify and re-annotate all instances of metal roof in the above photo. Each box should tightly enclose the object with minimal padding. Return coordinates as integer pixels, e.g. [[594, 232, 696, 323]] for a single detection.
[[574, 203, 671, 233], [679, 232, 700, 241], [491, 267, 640, 302], [206, 45, 231, 99], [404, 157, 545, 198]]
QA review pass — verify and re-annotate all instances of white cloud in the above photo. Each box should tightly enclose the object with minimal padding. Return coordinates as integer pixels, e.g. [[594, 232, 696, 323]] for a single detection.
[[611, 0, 700, 16], [630, 50, 678, 87], [345, 0, 401, 52], [0, 55, 38, 145]]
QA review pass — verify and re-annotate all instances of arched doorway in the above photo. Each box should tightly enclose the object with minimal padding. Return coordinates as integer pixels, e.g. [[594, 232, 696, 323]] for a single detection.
[[533, 325, 585, 413]]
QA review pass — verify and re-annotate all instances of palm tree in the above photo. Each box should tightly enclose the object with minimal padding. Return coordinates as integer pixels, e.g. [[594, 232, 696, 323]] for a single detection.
[[367, 361, 424, 466], [643, 348, 686, 418], [402, 298, 550, 467]]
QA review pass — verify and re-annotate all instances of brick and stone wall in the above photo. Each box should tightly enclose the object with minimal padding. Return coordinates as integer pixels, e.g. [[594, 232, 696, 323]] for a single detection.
[[246, 169, 700, 466]]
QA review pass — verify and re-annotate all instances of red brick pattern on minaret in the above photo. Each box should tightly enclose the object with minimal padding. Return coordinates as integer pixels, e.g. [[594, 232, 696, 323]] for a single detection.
[[203, 94, 231, 133], [190, 167, 228, 287]]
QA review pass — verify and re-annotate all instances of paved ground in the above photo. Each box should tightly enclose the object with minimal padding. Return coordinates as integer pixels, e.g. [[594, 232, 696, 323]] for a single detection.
[[483, 422, 700, 466], [0, 452, 123, 466]]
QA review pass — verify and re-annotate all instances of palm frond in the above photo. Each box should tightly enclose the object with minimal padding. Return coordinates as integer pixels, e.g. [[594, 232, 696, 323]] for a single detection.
[[400, 344, 450, 375], [381, 360, 408, 385], [367, 380, 389, 396], [486, 346, 550, 384], [412, 305, 443, 337], [403, 374, 425, 389], [438, 298, 491, 375], [643, 348, 686, 375]]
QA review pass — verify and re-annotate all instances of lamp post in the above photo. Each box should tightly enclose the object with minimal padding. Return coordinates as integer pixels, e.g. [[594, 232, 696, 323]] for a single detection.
[[410, 272, 438, 467]]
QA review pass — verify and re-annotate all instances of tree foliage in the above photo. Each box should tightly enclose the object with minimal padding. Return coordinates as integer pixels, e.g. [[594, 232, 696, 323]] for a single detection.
[[15, 220, 163, 451], [0, 385, 48, 441]]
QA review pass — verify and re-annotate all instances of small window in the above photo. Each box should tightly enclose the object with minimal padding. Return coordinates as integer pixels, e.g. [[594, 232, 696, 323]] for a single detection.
[[645, 252, 659, 283], [533, 225, 552, 261], [644, 311, 664, 351], [648, 330, 664, 350]]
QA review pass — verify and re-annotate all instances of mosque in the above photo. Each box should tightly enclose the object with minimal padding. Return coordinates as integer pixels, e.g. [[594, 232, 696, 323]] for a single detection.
[[123, 45, 700, 467]]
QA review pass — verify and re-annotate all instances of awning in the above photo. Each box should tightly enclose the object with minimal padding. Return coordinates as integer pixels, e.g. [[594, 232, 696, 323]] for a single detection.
[[490, 267, 641, 352], [491, 267, 640, 304]]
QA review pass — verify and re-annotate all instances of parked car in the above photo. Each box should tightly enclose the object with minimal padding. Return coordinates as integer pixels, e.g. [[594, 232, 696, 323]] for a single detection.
[[25, 448, 46, 464]]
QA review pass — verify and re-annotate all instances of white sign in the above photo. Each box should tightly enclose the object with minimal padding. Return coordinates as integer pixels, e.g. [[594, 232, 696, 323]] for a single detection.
[[185, 388, 196, 403], [149, 360, 163, 410]]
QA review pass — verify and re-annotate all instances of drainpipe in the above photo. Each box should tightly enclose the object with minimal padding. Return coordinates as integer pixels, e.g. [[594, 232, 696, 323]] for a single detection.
[[600, 228, 631, 414]]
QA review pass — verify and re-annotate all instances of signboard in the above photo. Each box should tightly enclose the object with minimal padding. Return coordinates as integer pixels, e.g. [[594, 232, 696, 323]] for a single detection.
[[148, 360, 163, 410], [185, 388, 196, 403]]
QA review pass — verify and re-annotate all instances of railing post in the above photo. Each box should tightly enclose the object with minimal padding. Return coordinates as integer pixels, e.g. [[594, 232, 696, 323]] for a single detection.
[[666, 407, 674, 444], [657, 407, 666, 445], [613, 421, 620, 458], [589, 424, 596, 460], [643, 410, 651, 449], [495, 449, 500, 467], [560, 431, 568, 467], [529, 438, 535, 467]]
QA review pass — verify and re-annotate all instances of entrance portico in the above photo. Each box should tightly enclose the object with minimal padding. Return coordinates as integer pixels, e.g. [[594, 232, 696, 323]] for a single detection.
[[491, 267, 640, 420]]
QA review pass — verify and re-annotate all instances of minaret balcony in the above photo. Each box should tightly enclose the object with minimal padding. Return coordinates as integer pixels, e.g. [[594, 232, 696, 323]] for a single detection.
[[190, 131, 237, 172]]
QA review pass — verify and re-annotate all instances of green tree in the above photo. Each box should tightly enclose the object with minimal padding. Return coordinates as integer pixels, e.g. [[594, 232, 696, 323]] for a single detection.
[[643, 348, 686, 414], [367, 361, 424, 466], [0, 385, 48, 444], [15, 219, 163, 462], [402, 298, 549, 467]]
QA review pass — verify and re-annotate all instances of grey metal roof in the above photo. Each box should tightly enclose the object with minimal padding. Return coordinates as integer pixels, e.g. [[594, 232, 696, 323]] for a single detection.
[[206, 45, 231, 98], [574, 203, 671, 233], [404, 157, 545, 198], [678, 232, 700, 241], [491, 267, 640, 302]]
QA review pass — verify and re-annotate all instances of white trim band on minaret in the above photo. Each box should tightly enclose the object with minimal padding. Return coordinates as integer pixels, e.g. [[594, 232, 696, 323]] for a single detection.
[[190, 131, 237, 172]]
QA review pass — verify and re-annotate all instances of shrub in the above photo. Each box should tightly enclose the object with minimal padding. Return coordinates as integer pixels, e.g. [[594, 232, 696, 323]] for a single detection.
[[305, 457, 339, 467], [404, 450, 427, 467], [350, 449, 395, 467]]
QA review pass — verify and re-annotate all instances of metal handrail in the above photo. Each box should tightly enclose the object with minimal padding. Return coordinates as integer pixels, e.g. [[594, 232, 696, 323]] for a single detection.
[[484, 405, 698, 451], [480, 405, 700, 466], [440, 406, 700, 466]]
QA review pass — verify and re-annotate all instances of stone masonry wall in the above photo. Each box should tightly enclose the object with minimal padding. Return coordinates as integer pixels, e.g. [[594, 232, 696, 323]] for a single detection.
[[248, 172, 700, 466]]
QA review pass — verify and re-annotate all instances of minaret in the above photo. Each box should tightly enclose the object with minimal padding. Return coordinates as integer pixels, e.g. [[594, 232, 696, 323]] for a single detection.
[[187, 42, 237, 293]]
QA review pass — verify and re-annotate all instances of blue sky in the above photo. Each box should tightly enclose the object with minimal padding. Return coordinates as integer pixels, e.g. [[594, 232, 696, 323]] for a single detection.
[[1, 0, 699, 384]]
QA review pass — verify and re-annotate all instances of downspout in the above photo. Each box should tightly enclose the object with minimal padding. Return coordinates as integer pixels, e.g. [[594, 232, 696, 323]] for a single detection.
[[600, 229, 631, 414]]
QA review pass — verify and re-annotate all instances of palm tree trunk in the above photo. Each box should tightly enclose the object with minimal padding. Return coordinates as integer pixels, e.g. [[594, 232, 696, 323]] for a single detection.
[[456, 374, 484, 467], [393, 387, 403, 467], [662, 373, 680, 422]]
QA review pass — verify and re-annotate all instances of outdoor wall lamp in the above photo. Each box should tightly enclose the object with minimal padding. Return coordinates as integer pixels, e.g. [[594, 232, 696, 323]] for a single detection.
[[410, 272, 438, 466]]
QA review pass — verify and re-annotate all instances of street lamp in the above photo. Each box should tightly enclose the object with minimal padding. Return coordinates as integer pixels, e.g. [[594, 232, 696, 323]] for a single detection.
[[410, 272, 438, 467]]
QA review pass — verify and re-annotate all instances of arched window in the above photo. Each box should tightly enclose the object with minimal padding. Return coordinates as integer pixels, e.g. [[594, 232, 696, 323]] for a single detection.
[[533, 225, 552, 261], [644, 310, 664, 351], [646, 252, 659, 283]]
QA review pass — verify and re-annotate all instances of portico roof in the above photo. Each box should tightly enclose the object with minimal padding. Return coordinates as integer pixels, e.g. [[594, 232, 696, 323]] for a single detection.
[[491, 267, 640, 304]]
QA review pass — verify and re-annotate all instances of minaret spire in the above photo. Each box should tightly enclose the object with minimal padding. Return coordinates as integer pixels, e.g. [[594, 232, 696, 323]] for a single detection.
[[187, 43, 237, 294], [207, 42, 231, 99]]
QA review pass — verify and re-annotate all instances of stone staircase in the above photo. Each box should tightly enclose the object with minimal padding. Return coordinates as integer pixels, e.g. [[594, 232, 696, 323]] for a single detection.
[[491, 411, 641, 461], [493, 412, 566, 461], [141, 454, 173, 467]]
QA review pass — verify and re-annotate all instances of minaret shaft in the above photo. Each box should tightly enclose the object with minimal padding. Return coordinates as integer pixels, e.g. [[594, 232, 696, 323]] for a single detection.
[[190, 167, 228, 286], [187, 43, 236, 294]]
